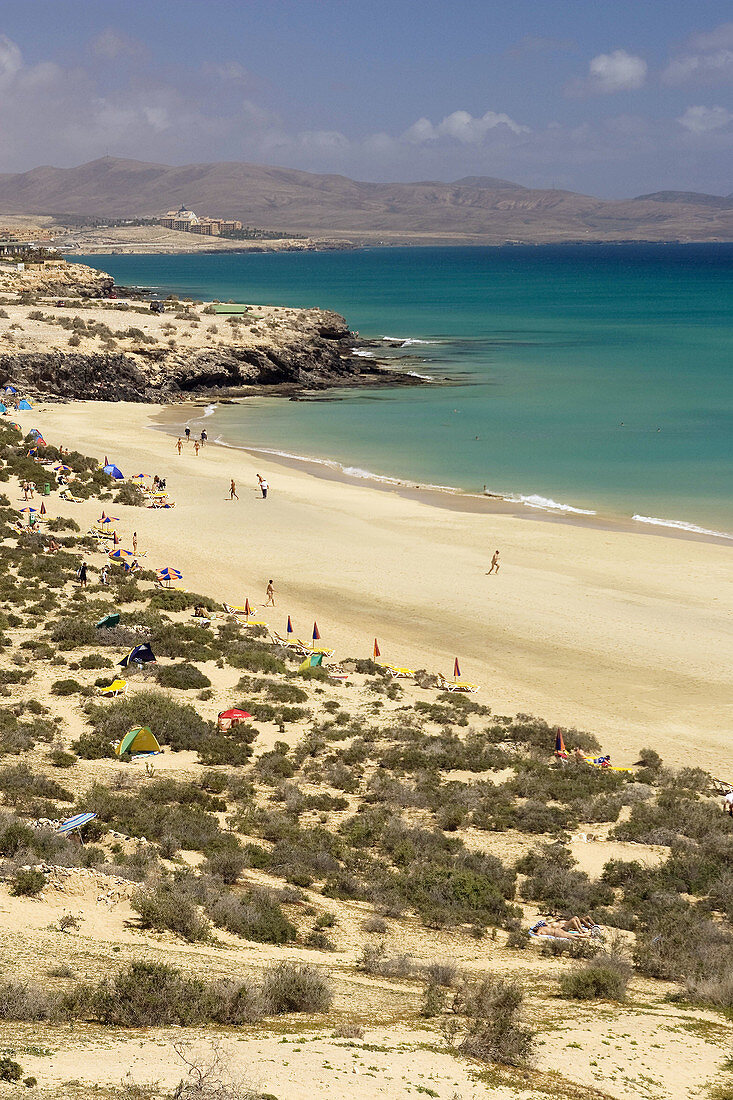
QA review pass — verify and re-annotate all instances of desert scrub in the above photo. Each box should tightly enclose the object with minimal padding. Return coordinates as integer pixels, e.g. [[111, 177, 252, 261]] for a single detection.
[[459, 976, 536, 1066], [205, 887, 297, 944], [155, 663, 212, 690], [113, 482, 147, 507], [559, 953, 632, 1001], [131, 881, 210, 942], [10, 868, 46, 897], [82, 690, 212, 752], [86, 780, 225, 851], [260, 961, 332, 1014]]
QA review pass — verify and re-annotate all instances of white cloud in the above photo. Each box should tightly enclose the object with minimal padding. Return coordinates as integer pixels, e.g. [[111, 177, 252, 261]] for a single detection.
[[586, 50, 647, 92], [403, 109, 529, 145], [677, 105, 733, 133], [0, 35, 22, 89], [663, 22, 733, 85], [91, 29, 145, 61]]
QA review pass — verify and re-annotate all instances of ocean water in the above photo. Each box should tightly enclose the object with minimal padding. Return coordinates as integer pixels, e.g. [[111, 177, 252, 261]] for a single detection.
[[74, 245, 733, 535]]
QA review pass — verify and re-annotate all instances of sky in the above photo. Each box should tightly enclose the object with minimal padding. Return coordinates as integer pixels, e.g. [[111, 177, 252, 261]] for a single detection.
[[0, 0, 731, 197]]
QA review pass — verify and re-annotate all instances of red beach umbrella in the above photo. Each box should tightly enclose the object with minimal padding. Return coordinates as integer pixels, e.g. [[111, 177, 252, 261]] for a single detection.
[[373, 638, 380, 659], [453, 658, 461, 679], [312, 622, 320, 642], [244, 598, 251, 617]]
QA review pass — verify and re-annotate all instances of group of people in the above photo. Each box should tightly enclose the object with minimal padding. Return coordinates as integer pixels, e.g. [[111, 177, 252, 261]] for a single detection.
[[22, 481, 36, 500], [177, 426, 208, 456], [229, 474, 269, 500], [530, 916, 600, 940]]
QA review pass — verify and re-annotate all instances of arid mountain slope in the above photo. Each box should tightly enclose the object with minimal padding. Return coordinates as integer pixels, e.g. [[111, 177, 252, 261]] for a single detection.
[[0, 156, 730, 242]]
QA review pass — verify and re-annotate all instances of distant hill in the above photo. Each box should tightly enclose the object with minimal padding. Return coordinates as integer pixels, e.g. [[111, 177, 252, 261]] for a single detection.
[[0, 157, 730, 244], [635, 190, 733, 210]]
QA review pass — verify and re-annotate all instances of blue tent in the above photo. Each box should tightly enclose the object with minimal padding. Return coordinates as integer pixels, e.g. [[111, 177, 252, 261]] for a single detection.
[[0, 404, 5, 415], [103, 463, 124, 480], [119, 642, 156, 668], [4, 386, 16, 395], [18, 399, 33, 410]]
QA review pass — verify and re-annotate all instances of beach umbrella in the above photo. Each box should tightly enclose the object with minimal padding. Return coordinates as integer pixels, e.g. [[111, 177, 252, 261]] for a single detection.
[[56, 811, 97, 837], [103, 463, 124, 480], [453, 658, 461, 680], [19, 507, 38, 514], [312, 621, 321, 643], [53, 464, 71, 473], [157, 567, 182, 586], [554, 729, 566, 755], [244, 598, 251, 617], [40, 501, 46, 515], [373, 638, 381, 659], [9, 422, 21, 431], [217, 708, 252, 731], [287, 616, 293, 637], [113, 532, 119, 546], [28, 448, 37, 457], [108, 548, 133, 560], [131, 473, 150, 480]]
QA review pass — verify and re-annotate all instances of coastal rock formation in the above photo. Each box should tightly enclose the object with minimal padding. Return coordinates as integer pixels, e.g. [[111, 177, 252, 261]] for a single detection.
[[0, 260, 113, 297]]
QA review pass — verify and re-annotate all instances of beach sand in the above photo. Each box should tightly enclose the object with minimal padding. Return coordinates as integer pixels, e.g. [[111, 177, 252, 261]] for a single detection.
[[28, 399, 733, 771]]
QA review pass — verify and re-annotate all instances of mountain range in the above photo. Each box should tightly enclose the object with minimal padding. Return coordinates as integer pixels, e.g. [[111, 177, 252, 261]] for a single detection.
[[0, 157, 730, 244]]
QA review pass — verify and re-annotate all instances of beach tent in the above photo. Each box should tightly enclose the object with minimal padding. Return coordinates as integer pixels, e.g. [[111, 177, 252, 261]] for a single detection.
[[115, 726, 161, 756], [27, 427, 42, 438], [217, 708, 252, 731], [299, 652, 325, 672], [103, 463, 124, 480], [96, 613, 120, 629], [119, 642, 156, 668], [18, 398, 33, 410], [4, 386, 16, 395], [56, 811, 97, 836], [0, 404, 5, 415]]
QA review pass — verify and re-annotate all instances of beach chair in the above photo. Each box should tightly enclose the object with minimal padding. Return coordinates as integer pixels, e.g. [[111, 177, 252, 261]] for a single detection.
[[296, 640, 335, 658], [713, 778, 733, 795], [437, 673, 480, 694], [327, 665, 349, 682], [379, 662, 416, 679], [59, 488, 84, 504], [99, 679, 127, 697]]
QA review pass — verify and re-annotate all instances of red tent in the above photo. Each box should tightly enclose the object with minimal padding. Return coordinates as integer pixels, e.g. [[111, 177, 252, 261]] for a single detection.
[[217, 708, 253, 731]]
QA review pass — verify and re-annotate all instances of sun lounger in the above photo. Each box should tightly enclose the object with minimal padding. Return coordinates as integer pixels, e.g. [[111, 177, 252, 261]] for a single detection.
[[269, 631, 311, 655], [437, 673, 480, 693], [713, 778, 733, 795], [296, 640, 335, 658], [59, 489, 83, 503], [328, 665, 349, 682], [379, 662, 416, 679], [99, 679, 127, 697]]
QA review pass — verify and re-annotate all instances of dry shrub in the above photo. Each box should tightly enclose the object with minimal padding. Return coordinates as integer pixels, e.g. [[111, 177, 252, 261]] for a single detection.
[[260, 962, 332, 1015], [459, 977, 535, 1066]]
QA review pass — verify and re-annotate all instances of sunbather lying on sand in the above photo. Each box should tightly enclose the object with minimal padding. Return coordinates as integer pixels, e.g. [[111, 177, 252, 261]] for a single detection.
[[530, 916, 599, 939]]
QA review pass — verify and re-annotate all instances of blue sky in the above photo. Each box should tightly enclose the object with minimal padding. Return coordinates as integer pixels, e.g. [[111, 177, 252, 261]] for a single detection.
[[0, 0, 731, 195]]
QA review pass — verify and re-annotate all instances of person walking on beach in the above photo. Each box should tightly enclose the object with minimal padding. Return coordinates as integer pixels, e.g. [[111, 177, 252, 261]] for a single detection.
[[257, 474, 268, 499], [266, 579, 275, 606], [77, 560, 88, 588], [200, 429, 207, 445], [132, 532, 138, 554], [194, 440, 200, 456], [487, 550, 500, 575], [184, 426, 190, 441], [229, 479, 238, 500], [176, 438, 183, 455]]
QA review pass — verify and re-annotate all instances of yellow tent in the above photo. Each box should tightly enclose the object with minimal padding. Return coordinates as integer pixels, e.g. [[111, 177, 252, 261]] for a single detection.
[[115, 726, 161, 755]]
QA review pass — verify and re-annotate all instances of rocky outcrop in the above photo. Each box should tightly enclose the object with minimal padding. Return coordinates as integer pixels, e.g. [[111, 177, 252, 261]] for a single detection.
[[0, 310, 415, 401], [0, 260, 113, 298]]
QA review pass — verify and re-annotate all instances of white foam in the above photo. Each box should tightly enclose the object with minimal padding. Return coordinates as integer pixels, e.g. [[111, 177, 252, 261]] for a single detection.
[[352, 349, 375, 358], [513, 493, 597, 516], [632, 514, 733, 540], [381, 336, 438, 346]]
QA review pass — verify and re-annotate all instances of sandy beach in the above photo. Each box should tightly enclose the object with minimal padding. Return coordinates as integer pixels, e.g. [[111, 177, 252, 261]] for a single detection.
[[26, 398, 733, 771]]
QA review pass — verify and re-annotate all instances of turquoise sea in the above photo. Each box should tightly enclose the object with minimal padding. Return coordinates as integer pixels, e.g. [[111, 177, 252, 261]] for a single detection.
[[74, 245, 733, 536]]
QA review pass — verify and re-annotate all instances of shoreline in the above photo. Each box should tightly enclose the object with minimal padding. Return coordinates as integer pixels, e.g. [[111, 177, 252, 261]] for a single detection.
[[24, 398, 733, 770], [150, 398, 733, 548]]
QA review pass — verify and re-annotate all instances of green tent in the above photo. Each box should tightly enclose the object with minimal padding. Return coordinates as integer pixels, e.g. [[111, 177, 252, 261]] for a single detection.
[[298, 652, 324, 672], [96, 613, 120, 629], [116, 726, 161, 756]]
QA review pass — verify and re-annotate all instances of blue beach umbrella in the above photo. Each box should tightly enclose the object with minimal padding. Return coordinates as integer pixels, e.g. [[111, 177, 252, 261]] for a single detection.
[[157, 567, 182, 582], [108, 548, 133, 560], [103, 463, 124, 480]]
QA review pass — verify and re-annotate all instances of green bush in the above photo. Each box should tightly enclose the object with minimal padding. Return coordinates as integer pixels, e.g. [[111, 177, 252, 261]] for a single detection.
[[155, 663, 212, 690], [131, 882, 210, 942], [51, 678, 83, 696], [11, 869, 46, 897], [459, 977, 535, 1066], [260, 962, 332, 1014], [559, 955, 631, 1001], [84, 690, 212, 752], [113, 483, 147, 507], [0, 1056, 22, 1082], [206, 889, 297, 944]]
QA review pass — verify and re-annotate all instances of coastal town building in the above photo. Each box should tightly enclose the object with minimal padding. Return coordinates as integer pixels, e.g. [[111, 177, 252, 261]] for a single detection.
[[157, 206, 243, 235]]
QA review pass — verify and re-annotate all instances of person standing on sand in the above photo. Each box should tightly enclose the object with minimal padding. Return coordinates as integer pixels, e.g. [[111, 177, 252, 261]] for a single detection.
[[266, 580, 275, 606], [487, 550, 500, 575], [200, 429, 207, 446], [132, 532, 138, 554], [257, 474, 268, 499], [77, 561, 87, 588], [184, 426, 190, 441], [194, 440, 200, 456], [176, 438, 183, 455], [229, 480, 238, 500]]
